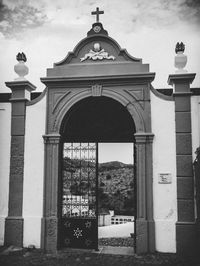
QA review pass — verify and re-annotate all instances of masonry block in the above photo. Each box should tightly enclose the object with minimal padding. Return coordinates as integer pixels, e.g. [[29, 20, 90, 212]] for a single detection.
[[175, 112, 191, 133], [177, 155, 193, 176], [12, 101, 26, 116], [174, 83, 190, 93], [177, 177, 194, 199], [176, 222, 197, 256], [176, 134, 192, 155], [8, 175, 23, 216], [175, 97, 191, 112], [4, 217, 23, 247], [10, 135, 24, 155], [178, 199, 194, 221], [11, 116, 25, 135]]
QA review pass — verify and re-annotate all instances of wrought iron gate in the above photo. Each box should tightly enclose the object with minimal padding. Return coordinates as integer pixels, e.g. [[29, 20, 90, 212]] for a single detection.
[[61, 143, 98, 250]]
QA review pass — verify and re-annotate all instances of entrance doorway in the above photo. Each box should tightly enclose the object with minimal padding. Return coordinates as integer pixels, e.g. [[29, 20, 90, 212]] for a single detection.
[[60, 142, 136, 250], [59, 96, 136, 250]]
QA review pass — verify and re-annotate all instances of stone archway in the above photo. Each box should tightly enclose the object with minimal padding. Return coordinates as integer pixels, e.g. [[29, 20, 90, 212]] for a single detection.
[[42, 88, 155, 254]]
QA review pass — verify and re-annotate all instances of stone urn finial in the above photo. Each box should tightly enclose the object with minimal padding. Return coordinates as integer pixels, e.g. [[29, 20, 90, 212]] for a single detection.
[[14, 52, 29, 80], [174, 42, 187, 73]]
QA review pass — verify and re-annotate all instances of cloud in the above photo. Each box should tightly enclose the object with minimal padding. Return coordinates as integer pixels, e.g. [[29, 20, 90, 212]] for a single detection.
[[128, 0, 200, 32], [0, 0, 48, 38], [1, 0, 199, 39], [99, 0, 200, 33], [163, 0, 200, 25]]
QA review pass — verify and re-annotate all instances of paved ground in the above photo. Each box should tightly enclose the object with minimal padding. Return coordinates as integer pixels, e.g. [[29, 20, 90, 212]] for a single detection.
[[99, 222, 134, 238], [1, 246, 200, 266]]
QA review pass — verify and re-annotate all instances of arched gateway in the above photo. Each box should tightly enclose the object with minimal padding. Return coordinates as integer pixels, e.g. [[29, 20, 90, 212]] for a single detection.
[[2, 7, 199, 257], [41, 17, 155, 253]]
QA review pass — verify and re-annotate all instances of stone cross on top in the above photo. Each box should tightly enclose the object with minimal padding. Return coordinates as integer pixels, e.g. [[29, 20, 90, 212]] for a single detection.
[[91, 7, 104, 22]]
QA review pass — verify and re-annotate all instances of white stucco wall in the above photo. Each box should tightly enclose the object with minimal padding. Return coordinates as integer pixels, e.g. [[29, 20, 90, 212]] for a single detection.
[[0, 103, 11, 245], [151, 91, 177, 253], [23, 95, 46, 248], [191, 95, 200, 160]]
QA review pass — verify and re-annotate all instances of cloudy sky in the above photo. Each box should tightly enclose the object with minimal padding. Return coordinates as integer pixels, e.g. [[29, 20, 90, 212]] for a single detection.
[[0, 0, 200, 92]]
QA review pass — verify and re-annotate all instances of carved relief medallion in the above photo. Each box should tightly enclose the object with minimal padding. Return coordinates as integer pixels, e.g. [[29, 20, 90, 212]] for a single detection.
[[80, 43, 115, 62]]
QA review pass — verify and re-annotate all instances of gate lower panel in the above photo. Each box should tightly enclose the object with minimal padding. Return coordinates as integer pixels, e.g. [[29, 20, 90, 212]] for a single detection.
[[61, 218, 97, 249]]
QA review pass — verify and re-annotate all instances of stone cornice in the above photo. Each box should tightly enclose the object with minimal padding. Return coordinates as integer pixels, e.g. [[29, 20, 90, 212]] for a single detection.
[[5, 80, 36, 91], [41, 73, 155, 87], [167, 73, 196, 86]]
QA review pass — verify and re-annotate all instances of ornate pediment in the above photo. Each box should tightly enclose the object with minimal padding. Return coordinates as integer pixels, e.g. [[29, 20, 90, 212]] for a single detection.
[[44, 18, 152, 79], [53, 22, 141, 67]]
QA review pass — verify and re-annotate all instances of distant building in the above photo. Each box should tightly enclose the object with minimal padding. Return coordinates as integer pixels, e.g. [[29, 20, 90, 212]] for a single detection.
[[111, 215, 134, 225], [98, 210, 134, 227]]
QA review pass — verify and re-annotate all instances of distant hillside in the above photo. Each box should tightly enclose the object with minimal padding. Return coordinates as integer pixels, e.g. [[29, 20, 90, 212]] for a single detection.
[[63, 157, 132, 171], [98, 162, 134, 215], [62, 157, 135, 215], [99, 161, 133, 172]]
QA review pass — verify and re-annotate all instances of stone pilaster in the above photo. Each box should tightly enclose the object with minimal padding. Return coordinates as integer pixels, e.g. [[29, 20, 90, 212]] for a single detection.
[[4, 80, 36, 246], [41, 134, 61, 252], [134, 132, 155, 253], [168, 73, 197, 256]]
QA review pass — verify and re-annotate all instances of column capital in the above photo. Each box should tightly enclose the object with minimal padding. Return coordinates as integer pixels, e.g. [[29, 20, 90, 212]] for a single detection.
[[5, 80, 36, 101], [134, 132, 154, 144], [168, 73, 196, 86], [43, 133, 61, 144]]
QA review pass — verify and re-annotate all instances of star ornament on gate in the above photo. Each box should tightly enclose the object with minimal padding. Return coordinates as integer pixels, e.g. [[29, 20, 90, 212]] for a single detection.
[[64, 238, 70, 246], [85, 220, 92, 229], [74, 227, 83, 238], [64, 221, 71, 228], [85, 239, 92, 247]]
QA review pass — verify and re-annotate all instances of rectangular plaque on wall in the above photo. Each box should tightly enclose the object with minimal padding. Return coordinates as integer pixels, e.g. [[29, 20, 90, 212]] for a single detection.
[[158, 173, 172, 184]]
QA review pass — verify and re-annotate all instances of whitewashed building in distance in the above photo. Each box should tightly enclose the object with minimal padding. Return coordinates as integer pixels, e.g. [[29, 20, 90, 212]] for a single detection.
[[0, 7, 200, 256]]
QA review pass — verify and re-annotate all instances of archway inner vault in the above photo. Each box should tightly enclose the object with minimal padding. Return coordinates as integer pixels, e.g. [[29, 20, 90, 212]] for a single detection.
[[61, 96, 136, 142]]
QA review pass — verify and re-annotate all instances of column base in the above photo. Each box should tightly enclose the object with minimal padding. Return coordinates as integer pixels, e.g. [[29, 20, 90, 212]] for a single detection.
[[147, 219, 155, 253], [41, 217, 58, 253], [176, 221, 198, 256], [4, 217, 23, 247], [135, 218, 155, 254], [136, 219, 148, 254]]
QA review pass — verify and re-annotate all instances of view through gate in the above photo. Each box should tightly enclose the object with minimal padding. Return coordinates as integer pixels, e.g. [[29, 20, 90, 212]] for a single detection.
[[61, 143, 98, 250]]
